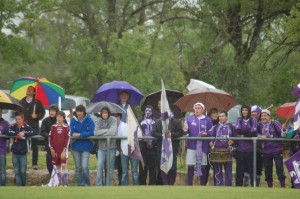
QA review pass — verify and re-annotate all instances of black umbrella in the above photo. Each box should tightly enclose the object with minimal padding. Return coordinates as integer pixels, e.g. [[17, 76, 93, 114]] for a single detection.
[[141, 90, 185, 119]]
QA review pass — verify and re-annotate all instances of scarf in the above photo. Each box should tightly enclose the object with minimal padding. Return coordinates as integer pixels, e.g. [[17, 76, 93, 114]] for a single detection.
[[195, 115, 206, 177]]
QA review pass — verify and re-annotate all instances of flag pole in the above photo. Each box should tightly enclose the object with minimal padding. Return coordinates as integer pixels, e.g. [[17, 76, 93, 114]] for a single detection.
[[58, 96, 61, 111]]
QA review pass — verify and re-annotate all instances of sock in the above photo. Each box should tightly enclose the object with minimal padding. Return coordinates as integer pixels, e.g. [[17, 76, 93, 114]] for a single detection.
[[57, 171, 62, 186], [280, 179, 285, 188], [243, 173, 250, 187], [187, 166, 194, 186], [267, 181, 273, 188], [63, 170, 69, 186]]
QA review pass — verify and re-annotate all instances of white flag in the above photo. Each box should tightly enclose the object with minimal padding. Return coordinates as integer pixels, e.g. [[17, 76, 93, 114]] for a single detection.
[[127, 105, 144, 167], [160, 80, 173, 174]]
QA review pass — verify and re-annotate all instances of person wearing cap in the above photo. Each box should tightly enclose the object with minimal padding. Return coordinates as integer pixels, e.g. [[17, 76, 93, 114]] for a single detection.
[[70, 105, 95, 186], [41, 105, 59, 175], [258, 109, 286, 188], [251, 105, 262, 121], [182, 102, 213, 186], [235, 105, 257, 187]]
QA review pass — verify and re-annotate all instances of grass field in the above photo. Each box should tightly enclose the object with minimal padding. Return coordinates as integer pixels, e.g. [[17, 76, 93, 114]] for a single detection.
[[0, 186, 298, 199]]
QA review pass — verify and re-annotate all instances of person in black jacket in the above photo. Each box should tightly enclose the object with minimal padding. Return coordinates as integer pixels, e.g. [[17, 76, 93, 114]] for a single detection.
[[19, 86, 45, 170], [152, 117, 183, 185], [139, 105, 158, 185], [41, 105, 59, 175], [7, 111, 37, 186]]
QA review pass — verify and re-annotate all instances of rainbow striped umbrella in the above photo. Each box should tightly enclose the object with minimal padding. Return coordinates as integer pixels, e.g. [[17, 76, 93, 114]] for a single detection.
[[10, 76, 65, 106], [0, 89, 22, 110]]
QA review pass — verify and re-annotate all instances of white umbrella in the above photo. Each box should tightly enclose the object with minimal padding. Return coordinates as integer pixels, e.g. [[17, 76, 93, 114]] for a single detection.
[[187, 79, 216, 91]]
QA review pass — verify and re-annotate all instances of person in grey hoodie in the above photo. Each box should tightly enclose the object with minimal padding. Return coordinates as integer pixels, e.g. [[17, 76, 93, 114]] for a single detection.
[[94, 107, 117, 186]]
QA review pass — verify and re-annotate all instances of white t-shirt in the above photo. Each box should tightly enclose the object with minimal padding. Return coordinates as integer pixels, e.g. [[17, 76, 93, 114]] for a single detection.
[[117, 121, 142, 156]]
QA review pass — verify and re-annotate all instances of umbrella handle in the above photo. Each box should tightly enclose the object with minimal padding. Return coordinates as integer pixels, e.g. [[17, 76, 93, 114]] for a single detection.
[[265, 104, 273, 110], [33, 103, 36, 114]]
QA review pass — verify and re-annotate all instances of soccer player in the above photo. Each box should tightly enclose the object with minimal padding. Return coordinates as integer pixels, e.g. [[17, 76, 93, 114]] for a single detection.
[[49, 111, 70, 186]]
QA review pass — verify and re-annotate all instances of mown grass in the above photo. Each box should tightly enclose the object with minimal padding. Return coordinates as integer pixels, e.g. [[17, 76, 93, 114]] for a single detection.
[[0, 186, 298, 199]]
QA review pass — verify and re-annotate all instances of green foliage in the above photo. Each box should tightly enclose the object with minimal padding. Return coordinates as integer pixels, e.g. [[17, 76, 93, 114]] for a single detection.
[[0, 0, 299, 110]]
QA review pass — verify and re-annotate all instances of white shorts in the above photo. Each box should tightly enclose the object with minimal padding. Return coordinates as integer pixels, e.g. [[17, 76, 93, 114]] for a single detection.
[[185, 149, 207, 166]]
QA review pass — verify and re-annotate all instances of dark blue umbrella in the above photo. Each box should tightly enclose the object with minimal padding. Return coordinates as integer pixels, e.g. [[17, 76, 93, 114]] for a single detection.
[[91, 81, 144, 106]]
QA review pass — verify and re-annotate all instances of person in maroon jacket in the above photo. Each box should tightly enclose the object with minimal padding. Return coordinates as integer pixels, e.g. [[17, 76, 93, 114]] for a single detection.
[[49, 111, 70, 186]]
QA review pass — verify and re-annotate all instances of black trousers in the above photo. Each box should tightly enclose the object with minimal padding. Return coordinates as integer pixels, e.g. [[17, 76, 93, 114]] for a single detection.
[[139, 152, 157, 185], [31, 139, 39, 166], [236, 151, 254, 186], [44, 142, 53, 175]]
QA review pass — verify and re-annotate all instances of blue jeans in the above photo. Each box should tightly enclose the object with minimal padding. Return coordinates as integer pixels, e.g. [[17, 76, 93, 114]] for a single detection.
[[120, 154, 139, 185], [72, 150, 90, 186], [96, 149, 116, 186], [0, 154, 6, 186], [12, 154, 27, 186]]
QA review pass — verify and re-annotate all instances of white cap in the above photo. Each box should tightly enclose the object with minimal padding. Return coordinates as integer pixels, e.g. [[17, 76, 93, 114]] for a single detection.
[[251, 105, 257, 112], [261, 109, 270, 116], [193, 102, 205, 110]]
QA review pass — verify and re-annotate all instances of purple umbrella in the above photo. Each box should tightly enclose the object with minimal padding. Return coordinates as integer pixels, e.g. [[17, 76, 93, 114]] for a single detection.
[[91, 81, 144, 106]]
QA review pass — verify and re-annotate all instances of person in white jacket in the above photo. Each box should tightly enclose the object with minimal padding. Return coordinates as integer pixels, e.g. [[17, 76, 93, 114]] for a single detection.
[[116, 113, 142, 185]]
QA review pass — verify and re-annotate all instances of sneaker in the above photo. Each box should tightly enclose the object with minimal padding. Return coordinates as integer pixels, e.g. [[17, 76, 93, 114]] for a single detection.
[[33, 165, 38, 170]]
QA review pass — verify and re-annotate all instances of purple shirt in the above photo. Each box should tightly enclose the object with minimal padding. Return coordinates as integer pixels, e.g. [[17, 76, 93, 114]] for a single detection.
[[183, 114, 212, 153], [258, 120, 282, 154], [0, 118, 10, 155], [235, 117, 257, 152], [209, 122, 236, 149]]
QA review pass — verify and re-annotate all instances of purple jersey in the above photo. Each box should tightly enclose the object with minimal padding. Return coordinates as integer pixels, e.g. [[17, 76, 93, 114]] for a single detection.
[[183, 114, 212, 153], [235, 117, 257, 152], [258, 120, 282, 154], [209, 122, 236, 149], [0, 118, 9, 155]]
